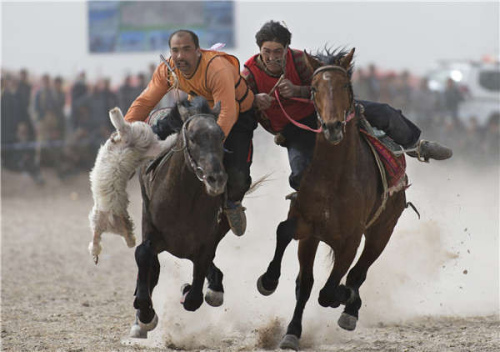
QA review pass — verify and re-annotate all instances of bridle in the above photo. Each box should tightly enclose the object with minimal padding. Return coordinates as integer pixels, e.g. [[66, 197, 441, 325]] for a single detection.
[[174, 114, 220, 182], [310, 65, 356, 133]]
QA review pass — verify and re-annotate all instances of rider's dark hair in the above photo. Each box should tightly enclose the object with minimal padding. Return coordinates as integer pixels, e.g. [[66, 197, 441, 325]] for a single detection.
[[168, 29, 200, 49], [255, 21, 291, 48]]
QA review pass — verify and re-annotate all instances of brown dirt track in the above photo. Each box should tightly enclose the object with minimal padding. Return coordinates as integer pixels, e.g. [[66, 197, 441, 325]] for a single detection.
[[1, 133, 499, 351]]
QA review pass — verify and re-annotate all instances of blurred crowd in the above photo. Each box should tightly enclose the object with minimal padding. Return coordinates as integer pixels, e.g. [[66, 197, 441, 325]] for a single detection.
[[353, 64, 499, 163], [1, 64, 179, 185], [1, 63, 499, 185]]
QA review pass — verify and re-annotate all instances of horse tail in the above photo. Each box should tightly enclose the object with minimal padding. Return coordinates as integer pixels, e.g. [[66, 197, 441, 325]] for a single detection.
[[246, 173, 273, 195]]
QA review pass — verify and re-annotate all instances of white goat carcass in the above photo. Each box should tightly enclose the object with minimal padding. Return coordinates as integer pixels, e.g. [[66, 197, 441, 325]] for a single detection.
[[88, 107, 177, 264]]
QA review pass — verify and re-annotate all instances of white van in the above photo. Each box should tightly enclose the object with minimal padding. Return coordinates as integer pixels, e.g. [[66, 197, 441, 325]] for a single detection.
[[426, 58, 500, 126]]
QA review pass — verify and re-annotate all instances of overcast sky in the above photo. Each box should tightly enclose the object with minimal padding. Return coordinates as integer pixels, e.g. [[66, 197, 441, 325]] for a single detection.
[[1, 1, 499, 84]]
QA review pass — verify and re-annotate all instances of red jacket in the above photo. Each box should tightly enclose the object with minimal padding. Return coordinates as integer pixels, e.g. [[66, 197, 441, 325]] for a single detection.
[[242, 49, 315, 133]]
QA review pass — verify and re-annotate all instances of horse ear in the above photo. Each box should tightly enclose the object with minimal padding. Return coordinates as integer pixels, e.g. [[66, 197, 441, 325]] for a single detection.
[[212, 101, 221, 118], [305, 50, 323, 72], [340, 48, 355, 70], [177, 102, 190, 122]]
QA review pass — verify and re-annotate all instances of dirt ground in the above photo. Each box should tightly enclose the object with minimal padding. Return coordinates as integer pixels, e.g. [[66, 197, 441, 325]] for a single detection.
[[1, 138, 499, 351]]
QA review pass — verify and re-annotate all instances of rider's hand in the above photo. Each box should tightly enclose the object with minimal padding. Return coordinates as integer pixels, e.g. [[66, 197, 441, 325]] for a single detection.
[[254, 93, 275, 111], [278, 79, 299, 98]]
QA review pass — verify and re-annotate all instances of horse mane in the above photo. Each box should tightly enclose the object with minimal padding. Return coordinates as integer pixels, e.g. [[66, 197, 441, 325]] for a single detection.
[[313, 46, 355, 78]]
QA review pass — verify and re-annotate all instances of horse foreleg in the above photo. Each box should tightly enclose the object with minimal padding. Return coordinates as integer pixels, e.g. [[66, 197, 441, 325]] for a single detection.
[[130, 239, 160, 338], [318, 233, 362, 309], [257, 217, 297, 296], [205, 262, 224, 307], [340, 210, 401, 331], [182, 254, 212, 312], [280, 237, 319, 351]]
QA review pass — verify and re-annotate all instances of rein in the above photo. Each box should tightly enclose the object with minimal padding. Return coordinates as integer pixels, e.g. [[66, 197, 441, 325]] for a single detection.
[[273, 89, 322, 133], [174, 115, 209, 182]]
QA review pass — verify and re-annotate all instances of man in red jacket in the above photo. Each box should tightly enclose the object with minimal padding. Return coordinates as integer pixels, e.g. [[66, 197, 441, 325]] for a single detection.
[[242, 21, 452, 192]]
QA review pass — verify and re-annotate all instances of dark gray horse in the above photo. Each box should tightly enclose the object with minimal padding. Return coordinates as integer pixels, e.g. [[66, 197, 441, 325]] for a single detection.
[[130, 97, 230, 338]]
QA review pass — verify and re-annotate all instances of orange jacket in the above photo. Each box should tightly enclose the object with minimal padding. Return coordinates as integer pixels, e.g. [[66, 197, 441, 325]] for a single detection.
[[124, 50, 254, 137]]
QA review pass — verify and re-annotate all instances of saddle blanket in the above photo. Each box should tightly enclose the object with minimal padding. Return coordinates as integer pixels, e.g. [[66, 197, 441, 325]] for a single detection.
[[360, 129, 407, 191]]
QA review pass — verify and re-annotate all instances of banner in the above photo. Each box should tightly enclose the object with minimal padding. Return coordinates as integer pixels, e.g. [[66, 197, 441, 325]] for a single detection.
[[88, 1, 235, 53]]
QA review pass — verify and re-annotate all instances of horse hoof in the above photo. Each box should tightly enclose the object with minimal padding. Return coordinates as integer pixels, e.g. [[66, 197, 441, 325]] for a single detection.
[[205, 288, 224, 307], [257, 274, 278, 296], [279, 334, 299, 351], [130, 312, 158, 338], [338, 312, 357, 331], [130, 323, 147, 338]]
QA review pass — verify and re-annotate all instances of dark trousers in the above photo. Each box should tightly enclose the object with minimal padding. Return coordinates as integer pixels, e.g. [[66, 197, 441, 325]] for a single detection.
[[281, 114, 317, 191], [360, 100, 421, 148], [283, 101, 422, 191], [223, 108, 258, 202]]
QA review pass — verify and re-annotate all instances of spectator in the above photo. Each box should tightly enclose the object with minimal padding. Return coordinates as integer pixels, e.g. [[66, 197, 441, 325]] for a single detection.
[[443, 77, 465, 128], [118, 74, 136, 114], [412, 78, 440, 132], [136, 72, 147, 96], [34, 74, 64, 167], [1, 74, 44, 184], [1, 74, 22, 169], [70, 71, 88, 131], [366, 64, 380, 102], [17, 69, 32, 126], [482, 112, 499, 158], [393, 70, 413, 111], [99, 78, 119, 134], [53, 76, 67, 140]]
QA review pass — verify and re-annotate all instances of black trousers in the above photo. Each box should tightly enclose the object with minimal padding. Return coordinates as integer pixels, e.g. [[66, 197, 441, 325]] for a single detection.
[[223, 108, 258, 202], [359, 100, 421, 148], [282, 101, 422, 191], [281, 113, 317, 191]]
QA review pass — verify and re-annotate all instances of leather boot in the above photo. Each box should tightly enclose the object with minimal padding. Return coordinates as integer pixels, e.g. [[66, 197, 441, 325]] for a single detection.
[[224, 201, 247, 236], [407, 140, 453, 162]]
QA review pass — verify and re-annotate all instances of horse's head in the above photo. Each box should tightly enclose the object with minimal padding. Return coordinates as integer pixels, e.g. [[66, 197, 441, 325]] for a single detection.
[[177, 97, 227, 196], [309, 48, 356, 144]]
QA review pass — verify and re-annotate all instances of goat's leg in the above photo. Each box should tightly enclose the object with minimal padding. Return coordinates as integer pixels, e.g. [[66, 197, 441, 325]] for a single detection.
[[130, 239, 160, 338], [257, 217, 296, 296], [89, 229, 103, 265]]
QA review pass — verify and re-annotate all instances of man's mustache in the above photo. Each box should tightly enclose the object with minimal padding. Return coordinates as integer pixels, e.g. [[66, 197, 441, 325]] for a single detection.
[[266, 59, 282, 65], [174, 60, 189, 66]]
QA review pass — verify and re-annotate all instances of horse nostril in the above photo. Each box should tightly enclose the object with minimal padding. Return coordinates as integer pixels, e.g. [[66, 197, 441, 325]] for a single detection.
[[206, 175, 216, 184]]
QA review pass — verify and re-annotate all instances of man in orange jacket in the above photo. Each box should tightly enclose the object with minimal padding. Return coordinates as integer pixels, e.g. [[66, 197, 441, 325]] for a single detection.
[[125, 29, 257, 237]]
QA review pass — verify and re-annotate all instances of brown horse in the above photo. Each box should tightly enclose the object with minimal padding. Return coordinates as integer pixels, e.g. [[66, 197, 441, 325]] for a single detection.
[[130, 97, 231, 338], [256, 48, 407, 350]]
